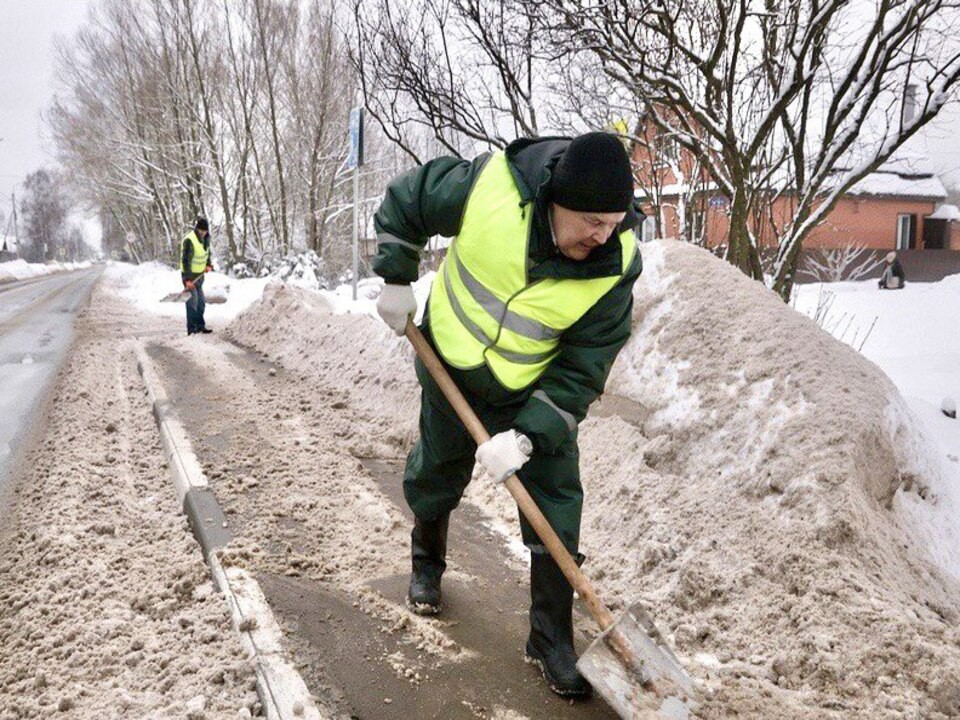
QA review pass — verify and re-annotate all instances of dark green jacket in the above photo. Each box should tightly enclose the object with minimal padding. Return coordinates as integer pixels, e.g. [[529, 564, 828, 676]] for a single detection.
[[373, 137, 643, 454]]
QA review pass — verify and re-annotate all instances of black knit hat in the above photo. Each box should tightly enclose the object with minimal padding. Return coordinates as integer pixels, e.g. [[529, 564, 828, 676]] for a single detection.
[[551, 132, 634, 213], [195, 217, 209, 231]]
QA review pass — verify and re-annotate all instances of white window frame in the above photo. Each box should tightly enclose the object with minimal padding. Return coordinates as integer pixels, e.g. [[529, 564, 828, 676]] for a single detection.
[[641, 215, 657, 243], [896, 213, 914, 250]]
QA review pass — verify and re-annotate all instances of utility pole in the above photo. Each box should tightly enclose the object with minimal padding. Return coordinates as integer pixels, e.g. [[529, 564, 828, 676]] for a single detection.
[[348, 102, 365, 301], [11, 191, 19, 258]]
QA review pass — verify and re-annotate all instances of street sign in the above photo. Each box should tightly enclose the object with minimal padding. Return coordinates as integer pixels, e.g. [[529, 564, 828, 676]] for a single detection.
[[348, 107, 364, 169]]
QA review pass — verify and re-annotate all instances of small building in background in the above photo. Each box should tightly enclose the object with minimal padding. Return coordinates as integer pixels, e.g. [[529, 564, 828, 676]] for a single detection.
[[0, 236, 18, 263], [632, 112, 960, 281], [640, 146, 958, 252]]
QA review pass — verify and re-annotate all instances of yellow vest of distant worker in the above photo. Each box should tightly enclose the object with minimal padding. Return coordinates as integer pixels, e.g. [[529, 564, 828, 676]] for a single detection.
[[180, 231, 209, 274], [428, 151, 637, 391]]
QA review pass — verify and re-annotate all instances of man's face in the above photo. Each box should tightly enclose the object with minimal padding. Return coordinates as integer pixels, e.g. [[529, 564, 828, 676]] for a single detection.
[[551, 204, 626, 261], [198, 228, 208, 238]]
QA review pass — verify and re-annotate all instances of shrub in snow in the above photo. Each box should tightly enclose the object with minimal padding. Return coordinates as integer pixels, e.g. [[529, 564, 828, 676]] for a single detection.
[[799, 243, 884, 283], [231, 261, 256, 279], [230, 251, 330, 290]]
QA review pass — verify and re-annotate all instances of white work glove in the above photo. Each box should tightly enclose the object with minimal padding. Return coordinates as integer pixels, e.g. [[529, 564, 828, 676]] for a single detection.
[[376, 283, 417, 335], [475, 430, 533, 483]]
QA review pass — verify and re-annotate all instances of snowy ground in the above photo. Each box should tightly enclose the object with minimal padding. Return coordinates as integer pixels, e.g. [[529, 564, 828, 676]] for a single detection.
[[203, 241, 960, 717], [0, 284, 257, 719], [7, 249, 959, 719]]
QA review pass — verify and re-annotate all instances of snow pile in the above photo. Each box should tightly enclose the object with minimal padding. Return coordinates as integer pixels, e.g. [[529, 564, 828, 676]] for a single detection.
[[102, 257, 433, 334], [221, 240, 960, 717], [590, 240, 960, 716], [226, 282, 419, 460], [319, 273, 435, 319]]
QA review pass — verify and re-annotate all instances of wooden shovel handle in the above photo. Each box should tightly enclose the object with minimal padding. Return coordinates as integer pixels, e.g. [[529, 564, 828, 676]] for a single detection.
[[405, 322, 616, 632]]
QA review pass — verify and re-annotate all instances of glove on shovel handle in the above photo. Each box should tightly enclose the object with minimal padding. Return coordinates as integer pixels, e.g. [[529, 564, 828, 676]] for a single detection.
[[404, 322, 619, 635]]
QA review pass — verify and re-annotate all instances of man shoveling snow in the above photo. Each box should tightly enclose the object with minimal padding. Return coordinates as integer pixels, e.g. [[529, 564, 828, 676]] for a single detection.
[[372, 132, 643, 698], [180, 217, 215, 335]]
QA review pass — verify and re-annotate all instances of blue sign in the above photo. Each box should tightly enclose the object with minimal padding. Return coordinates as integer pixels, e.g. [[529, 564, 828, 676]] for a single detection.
[[347, 107, 364, 169], [708, 195, 728, 208]]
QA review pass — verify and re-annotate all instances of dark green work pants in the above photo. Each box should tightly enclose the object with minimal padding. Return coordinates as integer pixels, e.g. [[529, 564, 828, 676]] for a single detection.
[[403, 356, 583, 554]]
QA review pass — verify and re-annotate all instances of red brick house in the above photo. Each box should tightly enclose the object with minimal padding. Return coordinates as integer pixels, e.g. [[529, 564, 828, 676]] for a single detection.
[[633, 133, 960, 253]]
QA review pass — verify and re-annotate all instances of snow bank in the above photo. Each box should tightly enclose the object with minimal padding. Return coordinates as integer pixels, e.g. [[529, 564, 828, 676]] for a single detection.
[[226, 282, 419, 460], [102, 261, 270, 326], [592, 240, 960, 716], [222, 241, 960, 717], [0, 259, 92, 283]]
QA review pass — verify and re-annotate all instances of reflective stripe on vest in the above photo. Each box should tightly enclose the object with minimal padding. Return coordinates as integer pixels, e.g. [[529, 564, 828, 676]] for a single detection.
[[428, 151, 636, 391], [180, 231, 209, 274]]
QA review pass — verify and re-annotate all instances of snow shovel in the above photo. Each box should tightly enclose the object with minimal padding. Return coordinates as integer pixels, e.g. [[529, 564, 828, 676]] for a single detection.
[[405, 322, 698, 720], [160, 289, 192, 302]]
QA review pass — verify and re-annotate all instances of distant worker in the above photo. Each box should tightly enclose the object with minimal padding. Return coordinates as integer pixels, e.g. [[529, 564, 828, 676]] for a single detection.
[[373, 133, 643, 698], [878, 251, 906, 289], [180, 217, 214, 335]]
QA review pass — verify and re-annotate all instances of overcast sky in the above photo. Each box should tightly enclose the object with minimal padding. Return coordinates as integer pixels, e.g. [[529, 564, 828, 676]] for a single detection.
[[0, 0, 91, 217]]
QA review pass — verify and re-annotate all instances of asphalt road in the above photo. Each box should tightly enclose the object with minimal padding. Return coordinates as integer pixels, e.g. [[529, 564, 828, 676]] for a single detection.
[[0, 267, 101, 501]]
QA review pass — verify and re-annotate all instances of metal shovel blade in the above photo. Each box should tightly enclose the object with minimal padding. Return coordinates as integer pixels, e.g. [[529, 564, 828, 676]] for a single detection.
[[577, 603, 697, 719]]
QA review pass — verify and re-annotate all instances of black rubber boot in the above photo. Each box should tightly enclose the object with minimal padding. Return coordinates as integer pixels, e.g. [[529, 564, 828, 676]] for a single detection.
[[525, 552, 592, 697], [407, 514, 449, 615]]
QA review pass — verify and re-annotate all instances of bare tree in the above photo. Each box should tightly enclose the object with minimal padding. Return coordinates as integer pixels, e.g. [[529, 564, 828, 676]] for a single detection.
[[545, 0, 960, 299], [350, 0, 553, 161], [285, 1, 355, 258], [50, 0, 357, 274], [20, 170, 69, 263]]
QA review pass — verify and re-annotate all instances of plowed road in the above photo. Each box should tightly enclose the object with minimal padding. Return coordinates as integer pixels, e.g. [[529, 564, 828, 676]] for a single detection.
[[0, 268, 101, 498]]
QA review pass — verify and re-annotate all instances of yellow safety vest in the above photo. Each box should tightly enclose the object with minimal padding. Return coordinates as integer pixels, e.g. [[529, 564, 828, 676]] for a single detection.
[[179, 231, 209, 274], [429, 151, 637, 391]]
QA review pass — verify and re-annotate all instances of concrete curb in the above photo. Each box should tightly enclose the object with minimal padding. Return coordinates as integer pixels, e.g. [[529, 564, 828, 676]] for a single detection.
[[135, 342, 325, 720]]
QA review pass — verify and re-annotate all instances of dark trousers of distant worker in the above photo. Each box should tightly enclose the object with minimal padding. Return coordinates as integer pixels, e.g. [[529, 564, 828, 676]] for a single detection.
[[185, 275, 206, 335]]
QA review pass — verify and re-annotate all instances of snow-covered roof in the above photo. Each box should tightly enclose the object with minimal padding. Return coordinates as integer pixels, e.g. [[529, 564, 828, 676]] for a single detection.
[[928, 203, 960, 221], [636, 182, 719, 199], [841, 145, 948, 199], [847, 171, 947, 199]]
